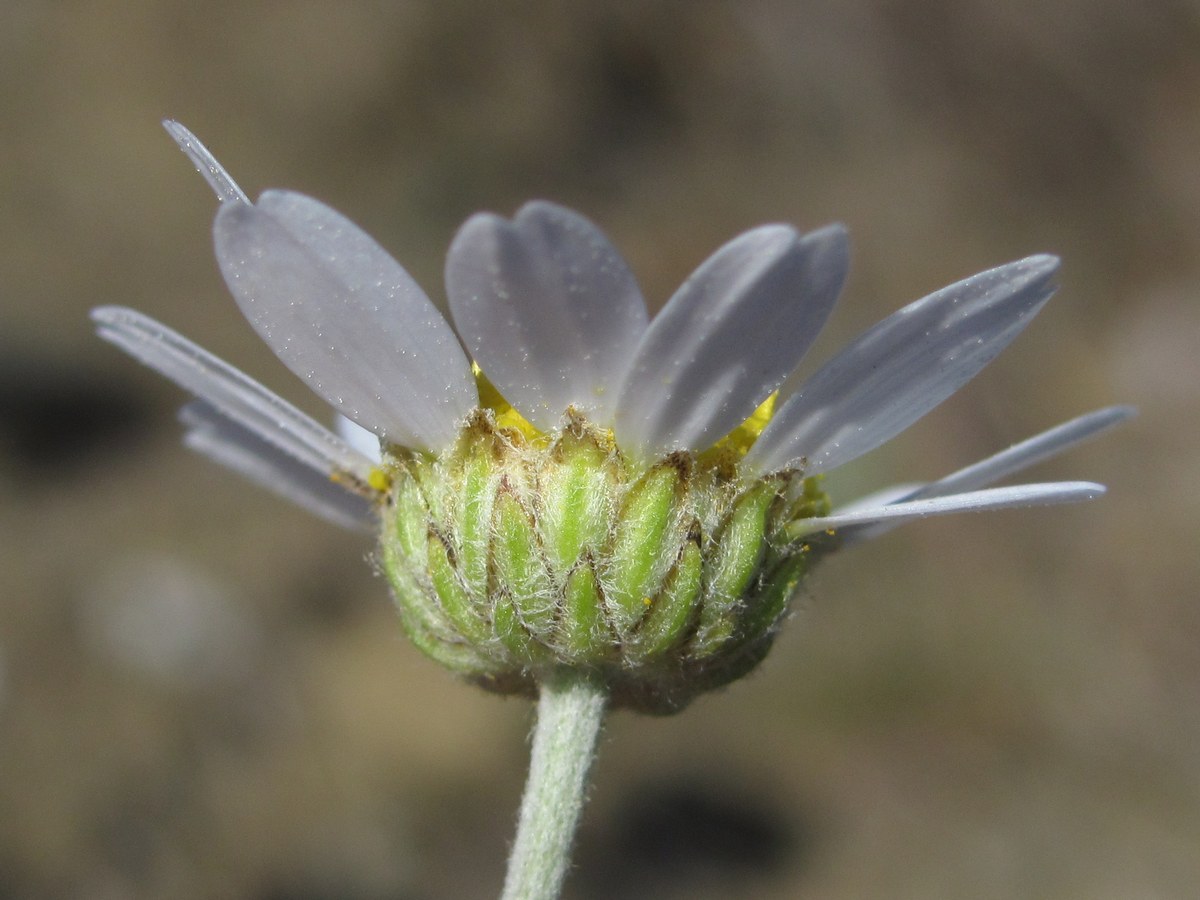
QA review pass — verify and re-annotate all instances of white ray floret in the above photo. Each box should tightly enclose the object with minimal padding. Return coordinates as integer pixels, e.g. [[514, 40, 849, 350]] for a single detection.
[[164, 119, 478, 452], [614, 224, 849, 458], [336, 414, 383, 465], [180, 402, 373, 530], [831, 484, 923, 516], [746, 255, 1060, 475], [786, 481, 1106, 541], [447, 201, 649, 431], [91, 306, 374, 483], [213, 192, 478, 450], [893, 405, 1134, 502], [836, 405, 1135, 544], [162, 120, 250, 205]]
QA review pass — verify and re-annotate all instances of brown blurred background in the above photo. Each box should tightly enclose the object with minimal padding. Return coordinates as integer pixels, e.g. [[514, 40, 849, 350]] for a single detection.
[[1, 2, 1196, 898]]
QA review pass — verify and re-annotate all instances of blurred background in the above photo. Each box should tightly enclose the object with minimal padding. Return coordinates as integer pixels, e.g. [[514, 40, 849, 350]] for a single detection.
[[1, 1, 1196, 897]]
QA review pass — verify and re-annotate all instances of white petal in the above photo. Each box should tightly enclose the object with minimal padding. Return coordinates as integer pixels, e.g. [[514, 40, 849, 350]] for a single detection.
[[446, 201, 648, 431], [336, 414, 383, 464], [92, 306, 374, 483], [904, 405, 1134, 501], [162, 120, 250, 205], [615, 224, 849, 457], [180, 402, 373, 531], [747, 255, 1060, 474], [214, 192, 477, 450], [786, 481, 1105, 540], [831, 483, 922, 515], [837, 405, 1135, 545]]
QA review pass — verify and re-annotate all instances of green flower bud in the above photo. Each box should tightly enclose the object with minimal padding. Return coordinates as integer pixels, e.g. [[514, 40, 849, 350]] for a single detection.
[[379, 409, 831, 714]]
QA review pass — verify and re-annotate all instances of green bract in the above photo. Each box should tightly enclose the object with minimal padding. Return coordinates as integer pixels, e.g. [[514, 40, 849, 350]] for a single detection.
[[380, 409, 831, 714]]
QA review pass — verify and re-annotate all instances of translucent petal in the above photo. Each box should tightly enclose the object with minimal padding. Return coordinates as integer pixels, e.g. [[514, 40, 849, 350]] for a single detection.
[[214, 191, 477, 451], [446, 201, 648, 431], [92, 306, 374, 483], [162, 120, 250, 205], [831, 483, 922, 515], [747, 255, 1060, 474], [180, 402, 373, 531], [904, 405, 1133, 501], [838, 405, 1134, 544], [336, 414, 383, 464], [786, 481, 1105, 539], [615, 224, 849, 457]]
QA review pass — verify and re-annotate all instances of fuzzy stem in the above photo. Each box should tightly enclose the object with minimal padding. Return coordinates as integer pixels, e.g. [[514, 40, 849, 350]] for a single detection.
[[501, 671, 608, 900]]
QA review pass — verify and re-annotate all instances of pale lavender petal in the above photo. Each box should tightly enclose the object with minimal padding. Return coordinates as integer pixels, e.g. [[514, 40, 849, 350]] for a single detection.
[[838, 405, 1135, 544], [615, 224, 848, 457], [336, 414, 383, 464], [898, 406, 1135, 501], [747, 255, 1060, 474], [180, 402, 373, 531], [214, 192, 477, 450], [162, 120, 250, 205], [446, 201, 648, 431], [786, 481, 1105, 540], [92, 306, 374, 483], [831, 483, 922, 515]]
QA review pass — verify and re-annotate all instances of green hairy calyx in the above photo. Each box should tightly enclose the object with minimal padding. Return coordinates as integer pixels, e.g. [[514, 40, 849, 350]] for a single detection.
[[380, 409, 831, 714]]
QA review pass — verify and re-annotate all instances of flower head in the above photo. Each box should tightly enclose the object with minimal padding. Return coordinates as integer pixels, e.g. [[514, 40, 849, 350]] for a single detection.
[[93, 122, 1129, 711]]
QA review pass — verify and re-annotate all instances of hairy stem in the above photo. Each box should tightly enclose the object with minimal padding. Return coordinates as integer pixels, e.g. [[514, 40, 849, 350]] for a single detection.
[[501, 672, 608, 900]]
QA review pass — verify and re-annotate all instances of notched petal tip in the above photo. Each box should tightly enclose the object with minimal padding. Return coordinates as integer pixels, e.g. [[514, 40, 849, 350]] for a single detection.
[[447, 199, 647, 432], [162, 119, 251, 206], [817, 221, 850, 238], [513, 198, 583, 224], [748, 222, 801, 242]]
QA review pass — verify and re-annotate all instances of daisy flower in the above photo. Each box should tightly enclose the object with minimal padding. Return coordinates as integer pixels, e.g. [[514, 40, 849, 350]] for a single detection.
[[93, 121, 1128, 899], [94, 122, 1129, 700]]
